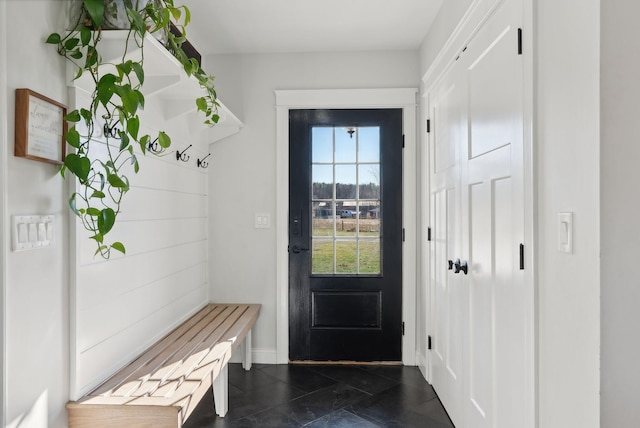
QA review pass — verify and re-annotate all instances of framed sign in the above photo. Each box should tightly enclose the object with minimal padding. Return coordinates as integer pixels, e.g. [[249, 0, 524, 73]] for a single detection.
[[15, 88, 67, 165]]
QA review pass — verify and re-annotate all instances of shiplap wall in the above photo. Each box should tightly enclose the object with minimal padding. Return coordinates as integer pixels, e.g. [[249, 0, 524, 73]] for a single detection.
[[70, 87, 211, 399]]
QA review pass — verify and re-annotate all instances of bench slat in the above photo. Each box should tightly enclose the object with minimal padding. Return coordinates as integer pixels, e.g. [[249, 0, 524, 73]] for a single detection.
[[89, 304, 223, 397], [108, 305, 238, 397]]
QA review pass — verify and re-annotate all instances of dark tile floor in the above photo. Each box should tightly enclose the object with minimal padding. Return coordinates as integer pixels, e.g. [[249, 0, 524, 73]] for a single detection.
[[184, 363, 454, 428]]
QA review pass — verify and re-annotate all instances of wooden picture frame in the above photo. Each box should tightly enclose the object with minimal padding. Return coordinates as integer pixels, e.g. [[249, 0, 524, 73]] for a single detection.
[[15, 88, 67, 165]]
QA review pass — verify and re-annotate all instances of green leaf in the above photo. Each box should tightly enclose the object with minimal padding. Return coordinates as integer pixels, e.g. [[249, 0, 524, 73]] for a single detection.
[[96, 74, 116, 107], [80, 109, 92, 123], [69, 193, 80, 215], [86, 207, 101, 216], [85, 46, 98, 68], [195, 97, 207, 111], [73, 67, 83, 80], [107, 173, 127, 189], [80, 26, 91, 46], [111, 242, 126, 254], [46, 33, 61, 44], [94, 245, 108, 256], [131, 62, 144, 85], [158, 131, 171, 148], [170, 7, 181, 22], [64, 153, 91, 181], [70, 50, 84, 60], [126, 8, 146, 34], [91, 190, 106, 198], [139, 134, 149, 154], [65, 110, 81, 122], [83, 0, 104, 28], [97, 208, 116, 235], [64, 38, 79, 50], [90, 234, 104, 244], [118, 131, 130, 151], [66, 128, 81, 148], [127, 116, 139, 140]]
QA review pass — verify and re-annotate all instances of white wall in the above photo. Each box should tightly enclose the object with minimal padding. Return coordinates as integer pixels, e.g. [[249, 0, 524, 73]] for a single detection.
[[601, 1, 640, 425], [205, 51, 420, 361], [419, 0, 601, 426], [4, 2, 71, 427], [536, 0, 600, 426]]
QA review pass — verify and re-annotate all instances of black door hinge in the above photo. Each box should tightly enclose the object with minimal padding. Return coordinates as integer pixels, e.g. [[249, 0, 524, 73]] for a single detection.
[[518, 28, 523, 55], [428, 335, 432, 350], [519, 243, 525, 270], [427, 227, 432, 242], [426, 119, 431, 133], [402, 228, 406, 242], [402, 134, 405, 148], [402, 322, 405, 336]]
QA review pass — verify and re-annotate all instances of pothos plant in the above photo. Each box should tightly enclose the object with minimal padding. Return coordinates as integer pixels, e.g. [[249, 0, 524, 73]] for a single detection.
[[46, 0, 219, 258]]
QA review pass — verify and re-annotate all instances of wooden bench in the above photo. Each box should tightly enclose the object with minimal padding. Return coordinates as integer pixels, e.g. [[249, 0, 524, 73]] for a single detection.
[[67, 303, 261, 428]]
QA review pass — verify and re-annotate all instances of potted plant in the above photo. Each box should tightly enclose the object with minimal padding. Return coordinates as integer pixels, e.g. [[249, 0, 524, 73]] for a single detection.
[[46, 0, 219, 258]]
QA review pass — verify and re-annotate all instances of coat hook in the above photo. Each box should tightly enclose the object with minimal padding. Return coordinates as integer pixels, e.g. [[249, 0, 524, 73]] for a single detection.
[[148, 137, 166, 154], [197, 153, 211, 169], [103, 119, 122, 139], [176, 144, 192, 162]]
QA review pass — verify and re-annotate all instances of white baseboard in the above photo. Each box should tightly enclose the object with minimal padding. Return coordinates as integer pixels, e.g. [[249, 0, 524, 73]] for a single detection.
[[417, 351, 429, 382]]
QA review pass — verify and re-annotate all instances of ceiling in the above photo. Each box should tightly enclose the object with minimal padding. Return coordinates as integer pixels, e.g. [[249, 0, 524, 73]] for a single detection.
[[183, 0, 444, 55]]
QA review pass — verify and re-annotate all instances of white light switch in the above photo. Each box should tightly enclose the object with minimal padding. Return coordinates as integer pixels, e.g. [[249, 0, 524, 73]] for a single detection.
[[12, 215, 54, 251], [558, 212, 573, 253], [254, 213, 271, 229]]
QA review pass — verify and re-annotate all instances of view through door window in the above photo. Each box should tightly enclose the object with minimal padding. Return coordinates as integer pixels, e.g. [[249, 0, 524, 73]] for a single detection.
[[311, 126, 381, 275]]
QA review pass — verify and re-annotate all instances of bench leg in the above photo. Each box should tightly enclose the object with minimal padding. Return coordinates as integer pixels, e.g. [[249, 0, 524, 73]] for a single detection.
[[212, 364, 228, 417], [242, 329, 252, 371]]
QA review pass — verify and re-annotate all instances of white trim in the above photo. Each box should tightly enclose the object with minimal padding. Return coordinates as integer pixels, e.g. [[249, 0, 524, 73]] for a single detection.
[[275, 88, 418, 365], [422, 0, 509, 92], [0, 1, 8, 423]]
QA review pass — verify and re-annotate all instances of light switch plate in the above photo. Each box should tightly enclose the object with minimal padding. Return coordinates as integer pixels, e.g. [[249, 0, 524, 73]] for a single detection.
[[254, 213, 271, 229], [558, 212, 573, 253], [12, 215, 54, 251]]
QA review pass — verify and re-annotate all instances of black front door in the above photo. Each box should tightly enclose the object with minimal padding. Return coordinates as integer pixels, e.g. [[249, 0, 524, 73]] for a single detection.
[[289, 108, 403, 361]]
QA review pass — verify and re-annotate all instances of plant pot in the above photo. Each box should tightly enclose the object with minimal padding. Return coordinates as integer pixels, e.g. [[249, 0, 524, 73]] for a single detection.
[[102, 0, 150, 29]]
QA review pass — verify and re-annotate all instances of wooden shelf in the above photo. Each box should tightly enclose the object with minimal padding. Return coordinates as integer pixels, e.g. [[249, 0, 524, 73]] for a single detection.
[[69, 31, 242, 145]]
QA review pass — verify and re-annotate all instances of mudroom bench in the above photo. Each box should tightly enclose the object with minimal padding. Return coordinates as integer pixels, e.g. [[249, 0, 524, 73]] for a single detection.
[[67, 303, 261, 428]]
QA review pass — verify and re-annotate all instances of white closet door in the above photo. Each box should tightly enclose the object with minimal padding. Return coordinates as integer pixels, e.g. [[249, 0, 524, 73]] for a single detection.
[[429, 56, 466, 428], [429, 0, 531, 426]]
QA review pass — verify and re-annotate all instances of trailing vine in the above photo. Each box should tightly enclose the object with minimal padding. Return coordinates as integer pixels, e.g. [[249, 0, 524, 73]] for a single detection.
[[46, 0, 219, 258]]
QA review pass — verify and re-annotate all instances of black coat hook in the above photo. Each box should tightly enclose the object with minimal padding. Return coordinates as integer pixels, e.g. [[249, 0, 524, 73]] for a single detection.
[[176, 144, 192, 162], [197, 153, 211, 168], [148, 137, 166, 154], [103, 119, 122, 139]]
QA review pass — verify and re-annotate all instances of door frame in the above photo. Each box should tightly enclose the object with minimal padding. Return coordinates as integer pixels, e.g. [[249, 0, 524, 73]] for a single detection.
[[275, 88, 418, 364]]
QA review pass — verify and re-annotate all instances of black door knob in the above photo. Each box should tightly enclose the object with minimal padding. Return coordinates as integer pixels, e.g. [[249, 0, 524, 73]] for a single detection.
[[454, 259, 468, 275]]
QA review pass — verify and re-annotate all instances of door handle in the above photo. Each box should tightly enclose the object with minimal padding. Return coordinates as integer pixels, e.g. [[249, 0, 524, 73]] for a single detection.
[[454, 259, 468, 275], [448, 260, 454, 270], [291, 245, 310, 254]]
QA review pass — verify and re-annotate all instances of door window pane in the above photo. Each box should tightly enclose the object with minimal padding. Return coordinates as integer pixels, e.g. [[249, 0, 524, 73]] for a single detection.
[[336, 127, 357, 163], [358, 127, 380, 162], [311, 126, 382, 275], [336, 241, 357, 273], [312, 240, 334, 274], [312, 127, 333, 163]]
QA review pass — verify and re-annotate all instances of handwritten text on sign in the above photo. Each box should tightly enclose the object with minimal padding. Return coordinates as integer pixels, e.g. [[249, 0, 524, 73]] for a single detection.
[[27, 94, 64, 161]]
